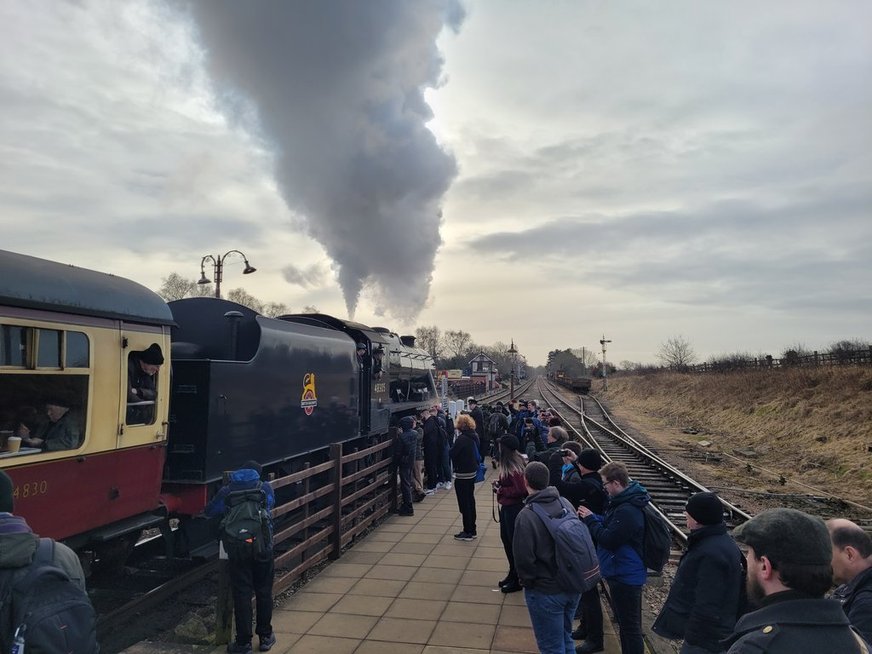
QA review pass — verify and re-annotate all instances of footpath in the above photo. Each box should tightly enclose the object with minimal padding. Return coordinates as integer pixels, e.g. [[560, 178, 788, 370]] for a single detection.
[[126, 467, 621, 653]]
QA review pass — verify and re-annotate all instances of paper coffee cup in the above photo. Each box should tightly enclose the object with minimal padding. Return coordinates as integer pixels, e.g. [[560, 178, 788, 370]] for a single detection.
[[7, 436, 21, 453]]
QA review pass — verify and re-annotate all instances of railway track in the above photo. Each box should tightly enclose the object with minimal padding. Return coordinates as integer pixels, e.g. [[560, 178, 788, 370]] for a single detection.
[[541, 377, 872, 538], [537, 379, 752, 548]]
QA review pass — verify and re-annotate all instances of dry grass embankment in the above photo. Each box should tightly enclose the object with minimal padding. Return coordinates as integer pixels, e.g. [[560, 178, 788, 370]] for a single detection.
[[599, 367, 872, 506]]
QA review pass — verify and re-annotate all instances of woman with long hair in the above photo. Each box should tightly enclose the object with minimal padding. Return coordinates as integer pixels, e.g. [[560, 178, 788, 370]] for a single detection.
[[450, 413, 480, 541], [493, 434, 527, 593]]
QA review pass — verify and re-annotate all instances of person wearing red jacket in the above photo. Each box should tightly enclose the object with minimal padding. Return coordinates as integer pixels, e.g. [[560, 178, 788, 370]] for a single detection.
[[493, 435, 527, 593]]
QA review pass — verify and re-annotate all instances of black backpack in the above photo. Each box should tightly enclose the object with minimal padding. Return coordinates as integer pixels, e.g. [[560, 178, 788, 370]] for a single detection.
[[0, 538, 98, 654], [641, 503, 672, 573], [530, 497, 601, 593], [220, 483, 272, 559]]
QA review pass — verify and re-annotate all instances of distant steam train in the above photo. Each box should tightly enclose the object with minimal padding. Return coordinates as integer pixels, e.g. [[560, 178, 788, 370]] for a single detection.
[[0, 249, 435, 559]]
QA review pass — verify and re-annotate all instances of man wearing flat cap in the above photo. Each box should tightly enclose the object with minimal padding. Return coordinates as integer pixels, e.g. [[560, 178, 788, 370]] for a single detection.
[[127, 343, 163, 423], [653, 492, 744, 653], [724, 508, 869, 653]]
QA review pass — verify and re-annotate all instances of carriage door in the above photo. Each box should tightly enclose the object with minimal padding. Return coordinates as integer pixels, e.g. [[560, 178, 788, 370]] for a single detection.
[[120, 329, 170, 445]]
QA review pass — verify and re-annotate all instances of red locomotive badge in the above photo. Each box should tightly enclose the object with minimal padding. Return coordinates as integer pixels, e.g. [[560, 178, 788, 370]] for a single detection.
[[301, 373, 318, 415]]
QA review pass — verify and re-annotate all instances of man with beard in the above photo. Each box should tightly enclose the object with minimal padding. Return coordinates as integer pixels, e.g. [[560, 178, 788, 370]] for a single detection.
[[724, 508, 869, 653]]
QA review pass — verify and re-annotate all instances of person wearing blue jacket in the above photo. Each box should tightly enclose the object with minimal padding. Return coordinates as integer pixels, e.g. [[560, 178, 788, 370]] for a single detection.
[[206, 461, 276, 654], [578, 461, 648, 654]]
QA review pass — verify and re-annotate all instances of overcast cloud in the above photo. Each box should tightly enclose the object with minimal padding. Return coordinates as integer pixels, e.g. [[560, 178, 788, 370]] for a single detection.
[[1, 1, 870, 364]]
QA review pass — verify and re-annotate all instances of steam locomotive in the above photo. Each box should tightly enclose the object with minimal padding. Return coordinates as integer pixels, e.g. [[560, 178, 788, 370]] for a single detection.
[[0, 249, 435, 558]]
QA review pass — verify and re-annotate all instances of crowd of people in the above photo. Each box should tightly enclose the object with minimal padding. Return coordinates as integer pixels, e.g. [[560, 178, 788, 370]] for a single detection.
[[395, 396, 872, 654]]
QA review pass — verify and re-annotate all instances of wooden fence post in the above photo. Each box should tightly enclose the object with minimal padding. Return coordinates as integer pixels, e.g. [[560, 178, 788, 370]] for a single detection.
[[329, 442, 343, 560], [214, 470, 233, 645]]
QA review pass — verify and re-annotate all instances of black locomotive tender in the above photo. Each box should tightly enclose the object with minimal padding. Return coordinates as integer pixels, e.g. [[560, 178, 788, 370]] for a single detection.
[[168, 298, 436, 480], [165, 297, 436, 551]]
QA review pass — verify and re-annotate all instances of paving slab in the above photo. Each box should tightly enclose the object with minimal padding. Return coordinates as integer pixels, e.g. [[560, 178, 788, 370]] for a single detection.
[[122, 467, 628, 653]]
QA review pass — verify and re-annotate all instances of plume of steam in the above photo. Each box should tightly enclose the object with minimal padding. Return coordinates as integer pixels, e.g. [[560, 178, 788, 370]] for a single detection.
[[187, 0, 463, 318], [282, 262, 326, 288]]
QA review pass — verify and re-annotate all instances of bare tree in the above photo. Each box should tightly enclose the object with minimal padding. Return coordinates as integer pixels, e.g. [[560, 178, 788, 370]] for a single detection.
[[570, 347, 599, 369], [157, 271, 217, 300], [262, 302, 289, 317], [157, 273, 199, 301], [657, 335, 698, 367], [227, 288, 264, 314], [415, 325, 442, 360], [301, 305, 320, 314], [443, 329, 473, 358]]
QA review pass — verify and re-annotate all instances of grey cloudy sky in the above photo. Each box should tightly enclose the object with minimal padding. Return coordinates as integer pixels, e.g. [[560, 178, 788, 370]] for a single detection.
[[1, 1, 870, 365]]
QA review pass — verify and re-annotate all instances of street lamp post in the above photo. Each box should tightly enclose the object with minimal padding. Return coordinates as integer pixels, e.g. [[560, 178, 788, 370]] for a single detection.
[[600, 335, 612, 390], [508, 339, 518, 401], [198, 250, 257, 299]]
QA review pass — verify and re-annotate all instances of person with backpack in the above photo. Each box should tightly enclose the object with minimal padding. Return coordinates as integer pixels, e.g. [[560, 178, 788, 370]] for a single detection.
[[546, 446, 608, 649], [513, 461, 597, 654], [205, 461, 276, 654], [0, 470, 98, 654], [653, 492, 744, 654], [577, 461, 649, 654]]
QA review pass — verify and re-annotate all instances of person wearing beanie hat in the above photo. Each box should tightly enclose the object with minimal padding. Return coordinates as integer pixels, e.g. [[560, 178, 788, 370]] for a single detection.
[[205, 461, 277, 652], [685, 491, 725, 527], [722, 509, 864, 654], [652, 491, 743, 653], [493, 433, 527, 593], [127, 343, 164, 423]]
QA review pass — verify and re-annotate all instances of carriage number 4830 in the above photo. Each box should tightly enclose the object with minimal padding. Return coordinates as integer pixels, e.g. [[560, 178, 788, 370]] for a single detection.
[[14, 481, 48, 499]]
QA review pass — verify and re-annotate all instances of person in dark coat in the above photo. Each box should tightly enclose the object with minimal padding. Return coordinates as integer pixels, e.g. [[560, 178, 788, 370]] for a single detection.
[[493, 435, 527, 593], [653, 492, 744, 653], [828, 518, 872, 644], [468, 398, 487, 463], [205, 460, 277, 653], [578, 461, 648, 654], [421, 408, 442, 493], [513, 461, 582, 654], [724, 508, 868, 654], [450, 413, 480, 541], [22, 396, 81, 451], [547, 446, 608, 646], [394, 416, 418, 515], [126, 342, 163, 423]]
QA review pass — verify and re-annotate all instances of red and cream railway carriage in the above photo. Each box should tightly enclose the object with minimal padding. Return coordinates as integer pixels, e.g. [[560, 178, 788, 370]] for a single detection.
[[0, 249, 172, 551]]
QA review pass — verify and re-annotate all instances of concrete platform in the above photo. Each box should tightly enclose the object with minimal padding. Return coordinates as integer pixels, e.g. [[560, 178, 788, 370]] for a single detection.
[[131, 469, 622, 653]]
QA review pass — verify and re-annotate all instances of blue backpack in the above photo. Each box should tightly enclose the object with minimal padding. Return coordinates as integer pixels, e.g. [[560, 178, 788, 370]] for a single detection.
[[530, 497, 601, 593], [0, 538, 98, 654]]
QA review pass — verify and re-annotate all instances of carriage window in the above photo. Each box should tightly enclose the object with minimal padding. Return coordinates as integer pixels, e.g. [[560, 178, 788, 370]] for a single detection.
[[37, 329, 62, 368], [0, 373, 88, 455], [0, 325, 27, 367], [66, 332, 90, 368]]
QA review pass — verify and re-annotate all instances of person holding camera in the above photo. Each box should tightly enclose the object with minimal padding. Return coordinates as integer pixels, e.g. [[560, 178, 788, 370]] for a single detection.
[[493, 435, 527, 593]]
